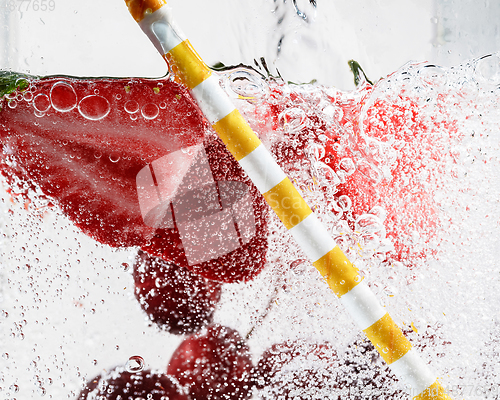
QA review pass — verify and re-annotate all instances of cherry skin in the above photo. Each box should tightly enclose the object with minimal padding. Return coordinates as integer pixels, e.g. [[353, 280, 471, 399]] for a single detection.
[[133, 249, 222, 335], [167, 324, 254, 400], [78, 366, 189, 400]]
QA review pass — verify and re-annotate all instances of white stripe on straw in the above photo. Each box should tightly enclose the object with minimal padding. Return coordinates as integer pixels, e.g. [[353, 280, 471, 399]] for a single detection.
[[125, 2, 453, 399]]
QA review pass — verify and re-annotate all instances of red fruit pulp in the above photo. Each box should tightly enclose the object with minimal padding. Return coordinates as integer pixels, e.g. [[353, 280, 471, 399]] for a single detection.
[[167, 324, 254, 400], [78, 367, 189, 400], [133, 249, 222, 335]]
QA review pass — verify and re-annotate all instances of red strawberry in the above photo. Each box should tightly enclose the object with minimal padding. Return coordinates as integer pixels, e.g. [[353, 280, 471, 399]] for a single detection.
[[78, 366, 189, 400], [0, 72, 204, 247], [249, 79, 450, 266], [0, 72, 269, 282], [167, 324, 254, 400], [133, 249, 222, 335]]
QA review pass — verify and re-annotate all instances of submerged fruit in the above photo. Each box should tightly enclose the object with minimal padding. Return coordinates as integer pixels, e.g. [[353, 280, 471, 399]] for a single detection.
[[78, 366, 189, 400], [167, 324, 254, 400], [0, 72, 269, 282], [133, 249, 222, 335]]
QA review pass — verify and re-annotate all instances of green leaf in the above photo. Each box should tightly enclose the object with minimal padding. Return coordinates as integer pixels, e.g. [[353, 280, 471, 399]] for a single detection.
[[0, 71, 33, 98]]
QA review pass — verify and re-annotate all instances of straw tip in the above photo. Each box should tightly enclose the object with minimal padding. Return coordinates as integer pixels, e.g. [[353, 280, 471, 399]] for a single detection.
[[125, 0, 166, 22]]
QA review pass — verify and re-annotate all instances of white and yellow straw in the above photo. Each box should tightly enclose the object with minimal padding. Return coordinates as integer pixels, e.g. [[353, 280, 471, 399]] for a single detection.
[[125, 1, 452, 399]]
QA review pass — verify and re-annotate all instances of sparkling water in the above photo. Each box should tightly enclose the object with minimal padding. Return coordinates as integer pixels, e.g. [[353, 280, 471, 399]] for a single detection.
[[1, 1, 500, 399]]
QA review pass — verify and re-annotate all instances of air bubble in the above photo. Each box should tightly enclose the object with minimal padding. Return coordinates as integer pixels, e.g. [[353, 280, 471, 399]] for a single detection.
[[125, 355, 145, 373], [78, 95, 110, 121], [7, 100, 17, 109], [474, 54, 500, 86], [50, 81, 77, 112], [339, 158, 356, 175], [23, 92, 33, 102], [355, 214, 382, 233], [109, 154, 120, 163], [419, 65, 447, 87], [313, 162, 341, 186], [337, 195, 352, 211], [306, 143, 325, 161], [15, 77, 30, 89], [159, 101, 166, 109], [368, 205, 387, 221], [2, 353, 9, 360], [226, 68, 268, 98], [279, 107, 307, 133], [357, 159, 382, 183], [141, 103, 159, 120], [124, 100, 139, 114]]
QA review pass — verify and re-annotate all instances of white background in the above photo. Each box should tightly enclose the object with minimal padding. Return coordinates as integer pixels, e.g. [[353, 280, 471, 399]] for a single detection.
[[1, 0, 499, 89]]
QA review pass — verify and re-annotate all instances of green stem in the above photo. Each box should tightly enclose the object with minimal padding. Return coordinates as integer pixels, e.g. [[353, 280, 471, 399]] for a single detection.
[[348, 60, 373, 86]]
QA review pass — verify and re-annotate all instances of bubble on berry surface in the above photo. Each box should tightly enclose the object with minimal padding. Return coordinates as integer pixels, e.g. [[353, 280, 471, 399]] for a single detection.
[[125, 355, 145, 373], [23, 92, 33, 103], [109, 154, 120, 163], [337, 195, 352, 211], [338, 158, 356, 175], [141, 103, 159, 120], [356, 159, 382, 183], [418, 64, 448, 88], [278, 107, 307, 133], [78, 95, 111, 121], [124, 100, 140, 114], [50, 81, 77, 112], [33, 94, 51, 113]]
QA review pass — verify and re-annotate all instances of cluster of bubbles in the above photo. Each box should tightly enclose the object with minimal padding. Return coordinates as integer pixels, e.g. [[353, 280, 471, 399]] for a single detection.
[[2, 53, 500, 399], [5, 78, 170, 123], [220, 65, 392, 263]]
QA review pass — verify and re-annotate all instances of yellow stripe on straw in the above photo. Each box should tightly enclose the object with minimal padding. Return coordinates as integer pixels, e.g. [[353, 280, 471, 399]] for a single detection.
[[212, 109, 262, 160], [125, 0, 166, 22], [263, 178, 312, 229], [314, 246, 362, 297], [126, 3, 454, 399], [363, 313, 412, 364], [415, 382, 453, 400], [165, 40, 212, 90]]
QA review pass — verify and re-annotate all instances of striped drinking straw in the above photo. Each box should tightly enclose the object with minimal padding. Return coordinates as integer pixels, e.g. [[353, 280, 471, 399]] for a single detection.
[[125, 1, 453, 399]]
